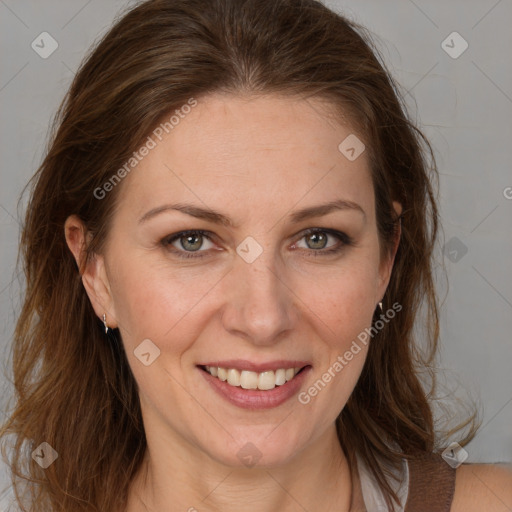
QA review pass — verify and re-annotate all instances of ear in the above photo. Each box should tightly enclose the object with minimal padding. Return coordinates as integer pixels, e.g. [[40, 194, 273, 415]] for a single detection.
[[376, 201, 402, 303], [64, 215, 118, 328]]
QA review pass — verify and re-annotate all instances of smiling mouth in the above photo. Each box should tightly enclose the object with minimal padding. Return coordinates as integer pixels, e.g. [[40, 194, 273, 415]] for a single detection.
[[200, 365, 307, 391]]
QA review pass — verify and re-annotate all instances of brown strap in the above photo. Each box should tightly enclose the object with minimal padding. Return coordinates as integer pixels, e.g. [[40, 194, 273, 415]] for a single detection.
[[405, 452, 456, 512]]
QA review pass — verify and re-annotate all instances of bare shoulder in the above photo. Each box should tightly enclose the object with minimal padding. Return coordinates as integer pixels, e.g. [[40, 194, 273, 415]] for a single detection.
[[450, 462, 512, 512]]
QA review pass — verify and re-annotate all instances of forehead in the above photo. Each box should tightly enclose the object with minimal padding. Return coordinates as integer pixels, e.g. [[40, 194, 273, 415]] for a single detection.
[[115, 93, 374, 223]]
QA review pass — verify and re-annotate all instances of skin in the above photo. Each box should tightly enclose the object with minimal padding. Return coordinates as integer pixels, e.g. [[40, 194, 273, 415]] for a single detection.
[[452, 463, 512, 512], [64, 93, 512, 512]]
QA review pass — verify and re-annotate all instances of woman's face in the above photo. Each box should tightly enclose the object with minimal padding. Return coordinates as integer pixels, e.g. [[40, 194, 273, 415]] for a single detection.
[[81, 93, 400, 468]]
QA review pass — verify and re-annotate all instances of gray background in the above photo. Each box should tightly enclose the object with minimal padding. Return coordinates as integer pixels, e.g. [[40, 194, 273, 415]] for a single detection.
[[1, 0, 511, 506]]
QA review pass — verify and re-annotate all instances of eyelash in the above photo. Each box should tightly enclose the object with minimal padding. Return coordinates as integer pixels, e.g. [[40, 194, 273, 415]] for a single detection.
[[161, 228, 353, 260]]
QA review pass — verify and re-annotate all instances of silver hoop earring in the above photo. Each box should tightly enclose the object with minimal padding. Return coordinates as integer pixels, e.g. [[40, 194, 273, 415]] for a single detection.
[[102, 313, 109, 334]]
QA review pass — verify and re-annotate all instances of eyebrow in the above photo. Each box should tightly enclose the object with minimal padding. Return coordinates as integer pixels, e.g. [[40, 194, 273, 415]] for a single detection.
[[138, 199, 366, 226]]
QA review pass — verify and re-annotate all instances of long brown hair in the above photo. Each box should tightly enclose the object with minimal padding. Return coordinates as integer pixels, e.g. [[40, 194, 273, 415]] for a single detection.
[[1, 0, 478, 510]]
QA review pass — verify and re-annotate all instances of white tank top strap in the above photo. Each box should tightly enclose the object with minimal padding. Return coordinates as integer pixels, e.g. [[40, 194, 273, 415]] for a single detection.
[[355, 450, 410, 512]]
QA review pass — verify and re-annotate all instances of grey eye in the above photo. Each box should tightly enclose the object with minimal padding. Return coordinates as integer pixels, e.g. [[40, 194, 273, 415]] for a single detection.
[[305, 232, 328, 250], [169, 232, 214, 252]]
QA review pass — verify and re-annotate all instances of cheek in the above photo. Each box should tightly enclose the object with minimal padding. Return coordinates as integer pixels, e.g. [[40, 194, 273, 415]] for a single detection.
[[295, 267, 376, 421], [108, 252, 225, 351], [296, 260, 380, 339]]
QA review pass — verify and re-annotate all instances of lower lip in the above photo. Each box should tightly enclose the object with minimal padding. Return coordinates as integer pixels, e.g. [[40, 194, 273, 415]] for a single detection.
[[199, 366, 311, 410]]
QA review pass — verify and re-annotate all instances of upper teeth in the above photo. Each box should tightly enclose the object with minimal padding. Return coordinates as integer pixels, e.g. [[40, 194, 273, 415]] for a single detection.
[[205, 366, 302, 390]]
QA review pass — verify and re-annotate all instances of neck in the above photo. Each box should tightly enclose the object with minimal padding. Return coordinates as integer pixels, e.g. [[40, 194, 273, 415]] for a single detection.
[[127, 425, 353, 512]]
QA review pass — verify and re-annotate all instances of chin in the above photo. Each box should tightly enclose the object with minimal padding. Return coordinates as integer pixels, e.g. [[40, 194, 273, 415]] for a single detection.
[[199, 427, 310, 469]]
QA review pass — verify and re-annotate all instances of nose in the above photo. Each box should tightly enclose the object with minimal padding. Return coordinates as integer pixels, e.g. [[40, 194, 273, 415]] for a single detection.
[[220, 248, 297, 346]]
